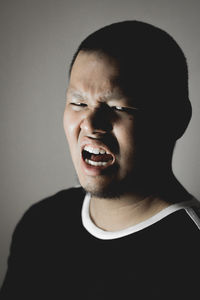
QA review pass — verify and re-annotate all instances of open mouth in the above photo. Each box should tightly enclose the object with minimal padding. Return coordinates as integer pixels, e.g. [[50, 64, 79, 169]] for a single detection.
[[82, 145, 114, 167]]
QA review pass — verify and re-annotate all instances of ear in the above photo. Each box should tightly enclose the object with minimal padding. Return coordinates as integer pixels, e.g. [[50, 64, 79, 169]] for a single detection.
[[174, 98, 192, 140]]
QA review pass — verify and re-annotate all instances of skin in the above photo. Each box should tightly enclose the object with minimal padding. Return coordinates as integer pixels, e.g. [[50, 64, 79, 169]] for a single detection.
[[63, 51, 191, 231]]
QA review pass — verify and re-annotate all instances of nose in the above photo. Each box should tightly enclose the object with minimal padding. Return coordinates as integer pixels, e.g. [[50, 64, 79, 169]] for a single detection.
[[80, 106, 113, 135]]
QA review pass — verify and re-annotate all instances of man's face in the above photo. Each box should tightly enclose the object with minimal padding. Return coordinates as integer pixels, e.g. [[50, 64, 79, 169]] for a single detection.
[[63, 51, 144, 198]]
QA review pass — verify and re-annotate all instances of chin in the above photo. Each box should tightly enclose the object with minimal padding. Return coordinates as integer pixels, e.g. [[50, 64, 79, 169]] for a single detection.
[[83, 186, 120, 199], [80, 177, 135, 199]]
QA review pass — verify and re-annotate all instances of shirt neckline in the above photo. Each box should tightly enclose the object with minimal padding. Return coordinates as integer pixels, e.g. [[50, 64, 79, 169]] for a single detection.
[[81, 192, 198, 240]]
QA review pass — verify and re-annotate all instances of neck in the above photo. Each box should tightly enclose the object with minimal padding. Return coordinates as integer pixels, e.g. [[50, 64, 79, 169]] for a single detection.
[[89, 173, 191, 232]]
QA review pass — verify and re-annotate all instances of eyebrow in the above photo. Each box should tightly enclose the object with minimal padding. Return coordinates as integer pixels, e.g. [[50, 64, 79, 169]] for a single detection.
[[66, 88, 123, 102], [66, 88, 139, 110], [66, 89, 88, 100]]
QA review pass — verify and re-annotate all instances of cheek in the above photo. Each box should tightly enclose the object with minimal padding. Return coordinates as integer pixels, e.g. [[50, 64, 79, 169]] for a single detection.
[[63, 109, 79, 142], [63, 110, 80, 167], [115, 119, 135, 151]]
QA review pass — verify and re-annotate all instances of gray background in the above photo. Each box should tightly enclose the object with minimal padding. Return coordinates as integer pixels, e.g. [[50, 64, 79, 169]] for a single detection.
[[0, 0, 200, 286]]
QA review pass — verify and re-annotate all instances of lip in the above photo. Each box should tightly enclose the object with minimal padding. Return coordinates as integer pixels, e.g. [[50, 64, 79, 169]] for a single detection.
[[80, 139, 116, 176]]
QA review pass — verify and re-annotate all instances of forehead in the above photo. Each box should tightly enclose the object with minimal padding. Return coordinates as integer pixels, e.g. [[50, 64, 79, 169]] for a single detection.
[[71, 51, 119, 77], [67, 87, 125, 104], [68, 51, 120, 97]]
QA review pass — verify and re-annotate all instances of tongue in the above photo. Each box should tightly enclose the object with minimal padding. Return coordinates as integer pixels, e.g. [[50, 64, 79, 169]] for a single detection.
[[90, 153, 113, 162]]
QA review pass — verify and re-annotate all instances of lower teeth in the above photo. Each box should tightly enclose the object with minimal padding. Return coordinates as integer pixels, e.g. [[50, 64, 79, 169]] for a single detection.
[[85, 158, 108, 166]]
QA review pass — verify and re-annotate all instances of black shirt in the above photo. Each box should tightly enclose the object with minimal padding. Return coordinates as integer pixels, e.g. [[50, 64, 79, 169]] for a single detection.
[[1, 187, 200, 299]]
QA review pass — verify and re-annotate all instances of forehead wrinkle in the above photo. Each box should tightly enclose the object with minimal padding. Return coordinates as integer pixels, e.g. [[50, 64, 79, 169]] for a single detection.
[[99, 90, 124, 101], [67, 87, 124, 103]]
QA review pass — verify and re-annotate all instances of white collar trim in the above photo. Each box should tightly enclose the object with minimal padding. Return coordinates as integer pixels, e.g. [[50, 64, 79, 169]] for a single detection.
[[81, 193, 199, 240]]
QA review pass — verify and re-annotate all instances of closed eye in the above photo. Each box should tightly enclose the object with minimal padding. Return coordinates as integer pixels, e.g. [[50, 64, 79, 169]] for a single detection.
[[70, 102, 87, 107], [113, 106, 125, 111], [112, 106, 138, 113], [68, 102, 88, 112]]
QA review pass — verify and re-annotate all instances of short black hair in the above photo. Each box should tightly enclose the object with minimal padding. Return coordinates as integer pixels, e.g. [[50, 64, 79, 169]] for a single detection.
[[69, 20, 192, 139]]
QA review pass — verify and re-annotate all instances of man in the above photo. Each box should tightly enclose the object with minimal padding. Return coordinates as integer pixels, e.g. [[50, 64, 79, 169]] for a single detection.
[[1, 20, 200, 299]]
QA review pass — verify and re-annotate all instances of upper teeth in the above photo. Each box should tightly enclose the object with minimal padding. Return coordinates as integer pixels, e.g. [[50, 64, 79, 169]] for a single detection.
[[84, 145, 106, 155]]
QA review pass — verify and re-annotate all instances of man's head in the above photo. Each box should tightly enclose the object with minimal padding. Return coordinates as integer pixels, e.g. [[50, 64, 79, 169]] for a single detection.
[[64, 21, 192, 198]]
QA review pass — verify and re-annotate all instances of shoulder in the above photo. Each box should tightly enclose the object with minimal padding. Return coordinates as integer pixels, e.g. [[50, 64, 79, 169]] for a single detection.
[[151, 198, 200, 251], [159, 197, 200, 234], [13, 186, 86, 237], [27, 186, 85, 215], [185, 200, 200, 231]]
